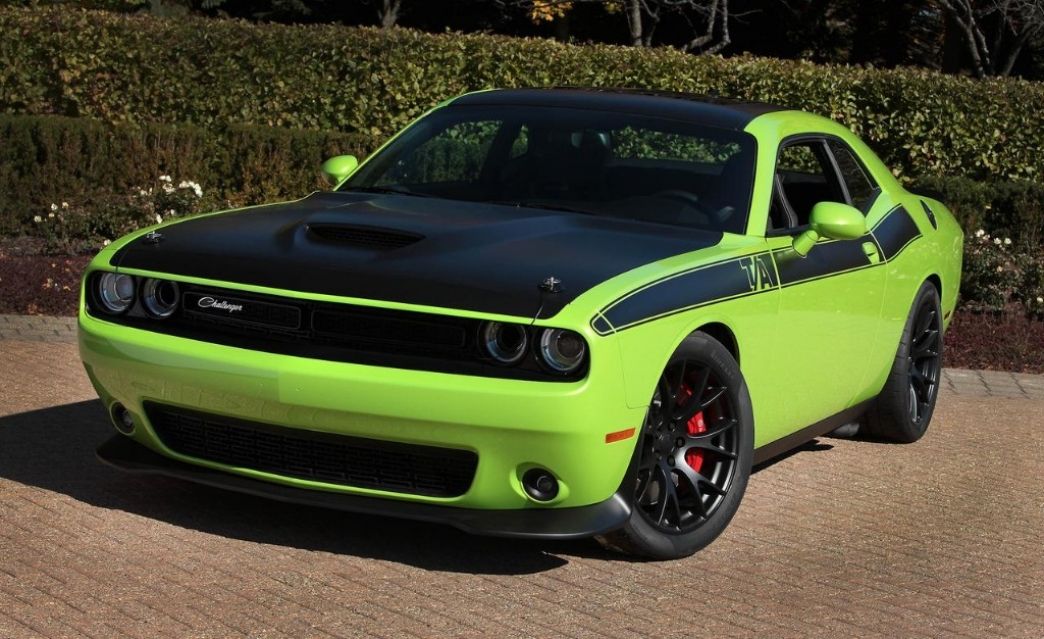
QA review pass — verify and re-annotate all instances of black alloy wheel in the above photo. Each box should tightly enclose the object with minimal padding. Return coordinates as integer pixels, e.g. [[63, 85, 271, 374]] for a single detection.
[[907, 301, 942, 426], [597, 331, 753, 560], [863, 281, 944, 443], [635, 359, 740, 533]]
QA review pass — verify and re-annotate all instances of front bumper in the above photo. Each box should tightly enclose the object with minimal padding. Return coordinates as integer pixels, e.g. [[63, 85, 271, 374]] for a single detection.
[[97, 435, 632, 539], [79, 309, 644, 523]]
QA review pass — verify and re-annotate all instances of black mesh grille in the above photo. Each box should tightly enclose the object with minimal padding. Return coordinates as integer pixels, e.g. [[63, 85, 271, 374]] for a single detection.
[[307, 224, 423, 250], [146, 402, 477, 497]]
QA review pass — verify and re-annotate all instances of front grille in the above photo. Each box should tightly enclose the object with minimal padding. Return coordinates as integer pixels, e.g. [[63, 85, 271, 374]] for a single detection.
[[307, 224, 423, 250], [183, 291, 301, 329], [146, 402, 477, 497], [86, 277, 587, 381]]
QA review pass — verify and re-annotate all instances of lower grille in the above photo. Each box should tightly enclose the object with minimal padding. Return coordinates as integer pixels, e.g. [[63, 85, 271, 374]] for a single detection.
[[145, 402, 477, 498]]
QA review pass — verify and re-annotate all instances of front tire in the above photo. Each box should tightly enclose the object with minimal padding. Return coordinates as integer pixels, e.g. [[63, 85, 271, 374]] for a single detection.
[[597, 331, 753, 560], [863, 281, 943, 443]]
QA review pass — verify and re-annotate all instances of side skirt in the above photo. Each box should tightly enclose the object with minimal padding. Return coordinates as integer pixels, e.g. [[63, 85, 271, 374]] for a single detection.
[[752, 399, 872, 466]]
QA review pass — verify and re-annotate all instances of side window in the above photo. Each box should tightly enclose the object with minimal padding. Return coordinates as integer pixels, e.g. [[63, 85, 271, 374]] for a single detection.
[[829, 141, 878, 212], [378, 120, 501, 186], [773, 140, 846, 228]]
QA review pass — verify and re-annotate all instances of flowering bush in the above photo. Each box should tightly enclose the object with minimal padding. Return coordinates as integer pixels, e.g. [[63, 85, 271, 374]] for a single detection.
[[31, 175, 215, 254], [960, 228, 1044, 315]]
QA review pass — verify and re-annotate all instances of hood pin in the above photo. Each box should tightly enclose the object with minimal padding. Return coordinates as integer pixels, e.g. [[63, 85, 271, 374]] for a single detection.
[[539, 276, 562, 293]]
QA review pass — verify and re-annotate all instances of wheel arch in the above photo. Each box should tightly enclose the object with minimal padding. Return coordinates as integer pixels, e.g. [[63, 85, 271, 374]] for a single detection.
[[694, 321, 740, 366], [925, 273, 942, 298]]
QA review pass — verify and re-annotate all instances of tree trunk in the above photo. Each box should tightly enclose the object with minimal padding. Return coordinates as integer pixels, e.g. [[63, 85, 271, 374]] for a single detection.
[[379, 0, 402, 29], [624, 0, 645, 46]]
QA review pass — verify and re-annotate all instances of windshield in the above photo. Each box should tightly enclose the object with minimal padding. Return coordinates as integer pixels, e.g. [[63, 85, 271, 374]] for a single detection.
[[341, 105, 757, 234]]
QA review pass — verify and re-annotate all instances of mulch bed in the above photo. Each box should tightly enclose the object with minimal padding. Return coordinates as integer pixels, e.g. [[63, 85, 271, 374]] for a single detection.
[[944, 310, 1044, 374], [2, 249, 1041, 374], [0, 247, 93, 316]]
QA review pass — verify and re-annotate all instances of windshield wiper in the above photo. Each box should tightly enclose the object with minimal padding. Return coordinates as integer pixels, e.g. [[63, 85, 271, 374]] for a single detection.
[[490, 200, 594, 216], [344, 186, 438, 199]]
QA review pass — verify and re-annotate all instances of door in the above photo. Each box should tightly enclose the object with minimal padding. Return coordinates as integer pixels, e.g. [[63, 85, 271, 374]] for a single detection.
[[762, 137, 887, 435]]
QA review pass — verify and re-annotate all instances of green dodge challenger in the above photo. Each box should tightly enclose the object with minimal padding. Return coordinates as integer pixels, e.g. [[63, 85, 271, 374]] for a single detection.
[[80, 88, 963, 559]]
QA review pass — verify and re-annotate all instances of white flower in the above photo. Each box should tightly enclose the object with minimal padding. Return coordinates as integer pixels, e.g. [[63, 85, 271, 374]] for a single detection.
[[154, 213, 163, 224], [974, 229, 985, 237], [50, 203, 58, 211], [162, 183, 175, 194], [47, 212, 54, 219], [159, 175, 172, 182], [32, 215, 42, 223], [103, 239, 111, 247], [996, 266, 1003, 272], [139, 189, 148, 196], [166, 209, 175, 216], [61, 202, 69, 209], [1004, 237, 1011, 245], [179, 180, 203, 198], [1037, 297, 1044, 304], [994, 237, 1002, 245]]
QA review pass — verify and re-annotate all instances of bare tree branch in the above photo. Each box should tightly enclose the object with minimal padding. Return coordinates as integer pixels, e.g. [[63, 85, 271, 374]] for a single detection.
[[501, 0, 737, 53], [937, 0, 1044, 76]]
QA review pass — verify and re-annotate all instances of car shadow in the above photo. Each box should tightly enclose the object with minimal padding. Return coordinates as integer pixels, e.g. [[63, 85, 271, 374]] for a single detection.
[[1, 400, 838, 571], [0, 400, 586, 574]]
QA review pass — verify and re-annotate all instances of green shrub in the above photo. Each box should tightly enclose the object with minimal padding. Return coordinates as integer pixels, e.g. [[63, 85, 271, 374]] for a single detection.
[[960, 229, 1044, 314], [912, 176, 1044, 245], [1, 6, 1043, 183], [0, 114, 375, 236]]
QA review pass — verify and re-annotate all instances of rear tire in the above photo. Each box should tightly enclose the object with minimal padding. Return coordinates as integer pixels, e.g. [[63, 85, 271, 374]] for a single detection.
[[596, 331, 753, 560], [863, 281, 943, 443]]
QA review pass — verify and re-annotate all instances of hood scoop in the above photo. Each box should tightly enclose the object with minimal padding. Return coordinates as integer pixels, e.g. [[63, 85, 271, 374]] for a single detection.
[[307, 223, 424, 251]]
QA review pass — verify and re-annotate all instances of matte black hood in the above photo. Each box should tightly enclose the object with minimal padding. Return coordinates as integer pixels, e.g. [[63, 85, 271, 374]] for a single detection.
[[114, 192, 723, 319]]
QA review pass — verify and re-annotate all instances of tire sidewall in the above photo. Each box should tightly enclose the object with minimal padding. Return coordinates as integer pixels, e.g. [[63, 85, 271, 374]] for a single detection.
[[618, 332, 754, 560], [895, 283, 944, 440]]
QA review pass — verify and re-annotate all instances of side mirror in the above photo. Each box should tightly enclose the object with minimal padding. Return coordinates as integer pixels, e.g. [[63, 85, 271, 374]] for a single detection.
[[792, 201, 867, 257], [321, 155, 359, 186]]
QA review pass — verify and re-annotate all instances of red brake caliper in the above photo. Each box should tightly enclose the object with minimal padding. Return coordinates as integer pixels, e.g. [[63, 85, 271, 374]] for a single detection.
[[679, 384, 707, 472]]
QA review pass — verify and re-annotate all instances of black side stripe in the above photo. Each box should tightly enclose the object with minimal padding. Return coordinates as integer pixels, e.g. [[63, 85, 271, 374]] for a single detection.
[[872, 205, 921, 260], [773, 235, 879, 287], [592, 205, 922, 335], [594, 253, 775, 334]]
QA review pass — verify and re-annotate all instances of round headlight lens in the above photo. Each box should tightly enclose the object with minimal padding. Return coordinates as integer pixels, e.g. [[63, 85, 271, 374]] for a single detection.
[[539, 328, 586, 373], [97, 272, 135, 314], [142, 278, 180, 318], [480, 321, 528, 365]]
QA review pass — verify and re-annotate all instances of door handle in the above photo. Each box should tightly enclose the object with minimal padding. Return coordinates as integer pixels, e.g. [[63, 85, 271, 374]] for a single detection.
[[862, 241, 881, 264]]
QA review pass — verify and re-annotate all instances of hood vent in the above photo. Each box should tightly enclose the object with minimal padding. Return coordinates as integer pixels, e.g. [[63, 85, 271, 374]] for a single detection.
[[307, 223, 423, 251]]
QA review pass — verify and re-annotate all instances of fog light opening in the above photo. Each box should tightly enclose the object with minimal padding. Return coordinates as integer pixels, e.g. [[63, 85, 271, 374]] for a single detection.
[[522, 468, 559, 502], [111, 403, 135, 435]]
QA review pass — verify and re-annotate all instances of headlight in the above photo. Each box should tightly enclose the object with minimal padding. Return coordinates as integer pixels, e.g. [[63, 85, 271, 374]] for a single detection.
[[538, 328, 586, 373], [480, 321, 528, 364], [97, 272, 135, 314], [142, 278, 180, 318]]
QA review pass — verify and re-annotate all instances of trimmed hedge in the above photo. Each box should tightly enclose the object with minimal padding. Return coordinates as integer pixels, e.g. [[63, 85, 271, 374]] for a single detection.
[[2, 7, 1044, 183], [4, 112, 1044, 245], [915, 176, 1044, 246], [0, 114, 374, 234]]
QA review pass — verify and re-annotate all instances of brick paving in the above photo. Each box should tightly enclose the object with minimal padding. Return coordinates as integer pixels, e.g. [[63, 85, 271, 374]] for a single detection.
[[1, 335, 1042, 638]]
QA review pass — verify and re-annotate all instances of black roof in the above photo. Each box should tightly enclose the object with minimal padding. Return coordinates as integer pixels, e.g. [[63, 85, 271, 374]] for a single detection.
[[451, 88, 786, 130]]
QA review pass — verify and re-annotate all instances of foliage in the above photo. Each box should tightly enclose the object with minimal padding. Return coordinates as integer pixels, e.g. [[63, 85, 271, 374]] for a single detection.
[[959, 228, 1044, 314], [0, 114, 374, 238], [912, 175, 1044, 245], [2, 7, 1044, 183]]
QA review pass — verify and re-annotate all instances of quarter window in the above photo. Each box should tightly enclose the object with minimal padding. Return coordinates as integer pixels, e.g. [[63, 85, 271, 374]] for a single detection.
[[829, 141, 877, 211]]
